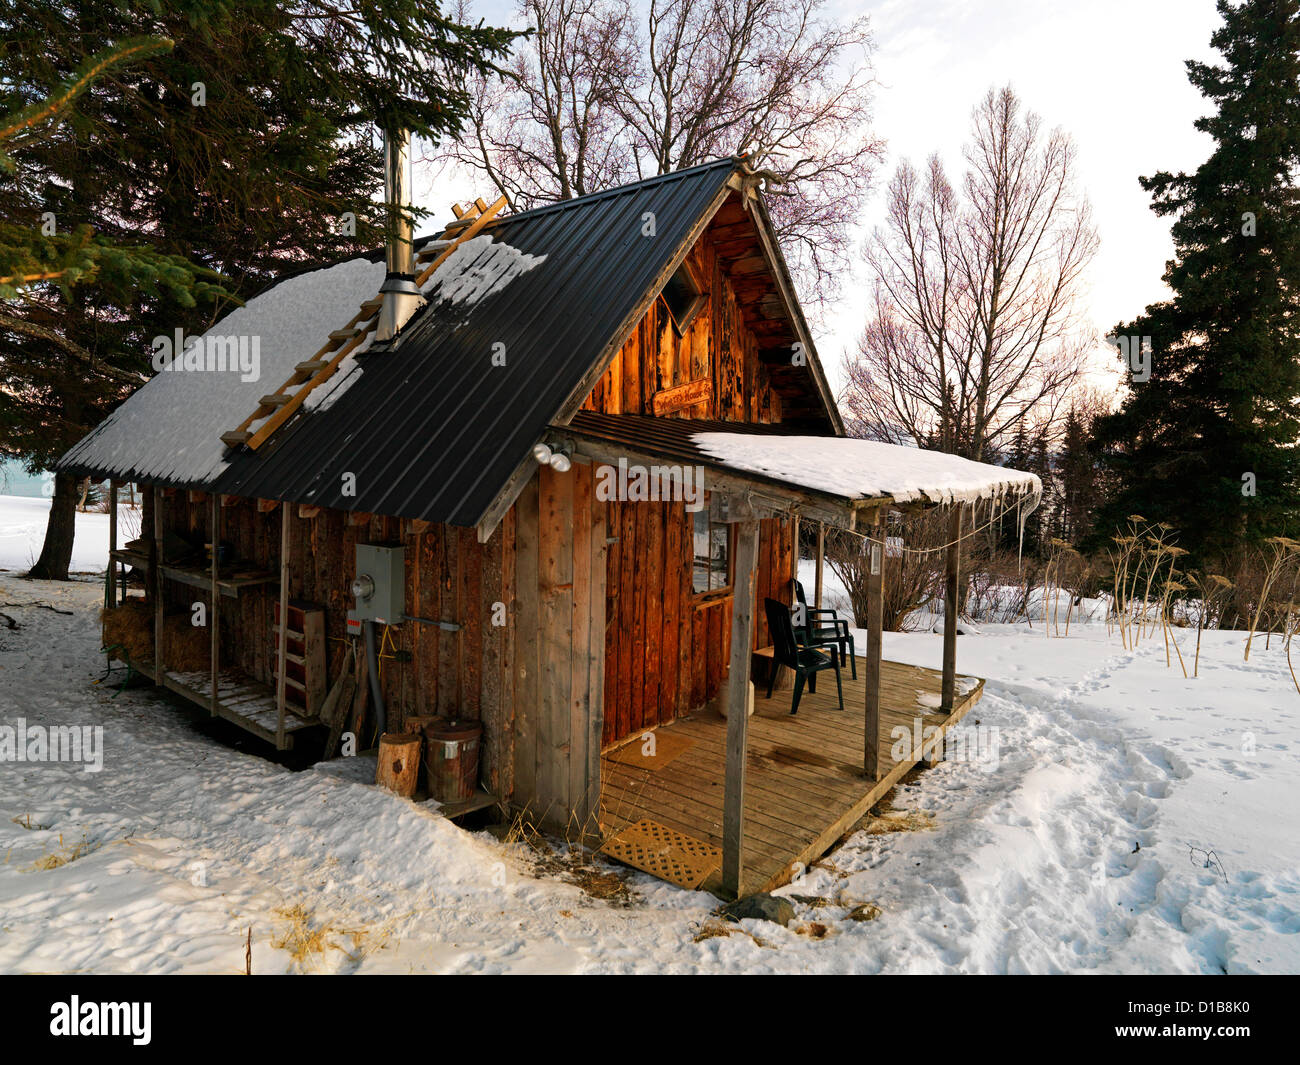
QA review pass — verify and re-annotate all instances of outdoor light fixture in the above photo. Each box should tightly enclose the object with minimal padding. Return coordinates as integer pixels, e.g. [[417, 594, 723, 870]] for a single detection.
[[549, 449, 572, 473], [532, 442, 553, 464]]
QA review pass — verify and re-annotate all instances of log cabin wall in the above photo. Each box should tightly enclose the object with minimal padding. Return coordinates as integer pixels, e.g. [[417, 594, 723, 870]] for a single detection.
[[158, 491, 517, 798], [580, 214, 784, 422], [511, 463, 607, 833], [579, 212, 799, 748], [601, 502, 793, 747]]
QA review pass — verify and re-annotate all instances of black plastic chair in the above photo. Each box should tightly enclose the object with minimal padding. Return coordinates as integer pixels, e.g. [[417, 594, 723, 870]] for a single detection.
[[794, 581, 856, 679], [764, 598, 844, 715]]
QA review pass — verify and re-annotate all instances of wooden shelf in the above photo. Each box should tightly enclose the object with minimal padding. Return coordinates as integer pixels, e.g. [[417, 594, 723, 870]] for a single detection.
[[110, 654, 318, 750], [110, 548, 277, 599], [432, 788, 499, 820]]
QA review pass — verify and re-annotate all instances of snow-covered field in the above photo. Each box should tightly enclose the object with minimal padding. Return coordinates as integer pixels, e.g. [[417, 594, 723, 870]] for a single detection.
[[0, 494, 141, 575], [1, 499, 1297, 973]]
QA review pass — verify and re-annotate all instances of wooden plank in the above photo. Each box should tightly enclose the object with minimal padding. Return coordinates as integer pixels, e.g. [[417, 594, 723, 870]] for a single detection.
[[459, 526, 483, 724], [538, 464, 574, 825], [586, 490, 608, 834], [814, 522, 825, 608], [863, 514, 884, 780], [570, 466, 593, 831], [153, 486, 164, 682], [661, 501, 682, 720], [721, 508, 760, 899], [274, 506, 290, 750], [942, 505, 962, 713], [499, 509, 517, 800], [107, 482, 118, 607], [479, 510, 505, 795], [437, 525, 459, 715], [642, 502, 663, 729], [211, 494, 221, 718], [513, 473, 540, 814], [602, 500, 621, 748]]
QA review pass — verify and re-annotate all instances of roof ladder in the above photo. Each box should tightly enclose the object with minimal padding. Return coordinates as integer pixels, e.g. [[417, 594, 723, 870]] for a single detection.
[[217, 193, 508, 454]]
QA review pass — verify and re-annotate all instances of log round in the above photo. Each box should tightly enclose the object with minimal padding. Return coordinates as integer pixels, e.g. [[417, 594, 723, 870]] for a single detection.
[[376, 732, 422, 797]]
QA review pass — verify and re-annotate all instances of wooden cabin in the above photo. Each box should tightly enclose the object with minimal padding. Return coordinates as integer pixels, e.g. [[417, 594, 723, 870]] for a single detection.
[[63, 158, 1039, 898]]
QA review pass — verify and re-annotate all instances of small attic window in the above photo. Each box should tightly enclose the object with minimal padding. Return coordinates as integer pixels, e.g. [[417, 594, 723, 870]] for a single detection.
[[661, 263, 706, 335]]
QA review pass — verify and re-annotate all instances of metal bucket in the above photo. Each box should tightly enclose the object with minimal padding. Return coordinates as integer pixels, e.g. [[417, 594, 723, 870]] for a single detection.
[[423, 718, 482, 803]]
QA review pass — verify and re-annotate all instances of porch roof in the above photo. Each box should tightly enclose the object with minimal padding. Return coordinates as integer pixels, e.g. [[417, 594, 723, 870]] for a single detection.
[[558, 411, 1041, 524]]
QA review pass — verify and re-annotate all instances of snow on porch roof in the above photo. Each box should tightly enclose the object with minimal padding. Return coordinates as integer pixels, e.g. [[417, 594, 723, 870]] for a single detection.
[[562, 412, 1040, 509], [691, 432, 1041, 507]]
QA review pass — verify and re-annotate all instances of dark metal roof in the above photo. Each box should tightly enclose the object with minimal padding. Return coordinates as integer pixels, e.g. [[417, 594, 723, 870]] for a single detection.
[[207, 157, 742, 526]]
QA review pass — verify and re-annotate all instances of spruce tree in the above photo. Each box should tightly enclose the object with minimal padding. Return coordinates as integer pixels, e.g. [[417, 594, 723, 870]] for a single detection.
[[1091, 0, 1300, 565], [0, 1, 522, 578]]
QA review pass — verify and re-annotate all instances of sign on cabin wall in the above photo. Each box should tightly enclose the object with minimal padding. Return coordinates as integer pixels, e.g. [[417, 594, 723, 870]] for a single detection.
[[652, 378, 713, 416]]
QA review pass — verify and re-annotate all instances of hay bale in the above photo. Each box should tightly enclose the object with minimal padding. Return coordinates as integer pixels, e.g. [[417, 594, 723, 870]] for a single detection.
[[101, 601, 153, 663], [163, 612, 209, 672]]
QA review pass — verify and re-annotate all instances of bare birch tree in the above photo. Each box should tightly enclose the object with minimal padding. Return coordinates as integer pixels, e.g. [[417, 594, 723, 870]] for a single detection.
[[845, 87, 1099, 460], [438, 0, 882, 303]]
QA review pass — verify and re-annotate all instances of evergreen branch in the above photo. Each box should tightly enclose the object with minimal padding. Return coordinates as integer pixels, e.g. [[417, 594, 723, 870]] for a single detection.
[[0, 36, 174, 150], [0, 311, 147, 386]]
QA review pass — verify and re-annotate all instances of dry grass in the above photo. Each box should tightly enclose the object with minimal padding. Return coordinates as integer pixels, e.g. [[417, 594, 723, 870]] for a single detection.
[[846, 902, 883, 922], [10, 814, 49, 831], [507, 810, 636, 906], [28, 833, 97, 871], [693, 918, 769, 947], [860, 809, 936, 835], [271, 904, 371, 971]]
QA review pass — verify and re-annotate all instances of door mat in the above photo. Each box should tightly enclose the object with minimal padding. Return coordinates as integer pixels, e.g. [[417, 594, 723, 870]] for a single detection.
[[600, 819, 722, 890], [605, 729, 694, 771]]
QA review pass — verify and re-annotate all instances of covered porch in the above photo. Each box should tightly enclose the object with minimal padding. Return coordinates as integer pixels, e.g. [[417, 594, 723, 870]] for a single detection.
[[600, 656, 985, 896], [554, 412, 1039, 899]]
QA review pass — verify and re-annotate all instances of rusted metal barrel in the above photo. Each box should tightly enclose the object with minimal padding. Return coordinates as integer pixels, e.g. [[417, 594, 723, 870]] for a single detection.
[[423, 718, 482, 803]]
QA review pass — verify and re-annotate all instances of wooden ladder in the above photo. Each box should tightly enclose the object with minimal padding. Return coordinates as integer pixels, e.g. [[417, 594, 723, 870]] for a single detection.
[[219, 193, 509, 453]]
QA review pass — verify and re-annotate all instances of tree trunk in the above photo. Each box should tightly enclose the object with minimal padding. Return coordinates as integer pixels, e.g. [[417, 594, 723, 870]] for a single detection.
[[28, 470, 79, 580]]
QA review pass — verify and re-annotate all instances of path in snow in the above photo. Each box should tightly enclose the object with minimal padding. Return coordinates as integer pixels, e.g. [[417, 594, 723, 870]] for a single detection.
[[1, 574, 1295, 973]]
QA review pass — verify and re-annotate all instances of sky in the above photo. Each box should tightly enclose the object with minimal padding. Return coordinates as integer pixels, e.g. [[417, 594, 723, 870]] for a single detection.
[[413, 0, 1227, 397]]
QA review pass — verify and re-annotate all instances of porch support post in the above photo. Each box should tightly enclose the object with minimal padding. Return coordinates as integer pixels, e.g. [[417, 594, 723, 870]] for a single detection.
[[274, 503, 289, 750], [791, 514, 800, 599], [863, 511, 884, 780], [814, 521, 825, 608], [722, 499, 760, 899], [153, 486, 164, 683], [941, 505, 963, 715], [211, 494, 221, 718], [107, 481, 118, 607]]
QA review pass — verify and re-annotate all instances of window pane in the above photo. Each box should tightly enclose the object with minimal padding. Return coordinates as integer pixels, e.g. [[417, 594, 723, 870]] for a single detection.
[[709, 525, 728, 589], [692, 509, 711, 593]]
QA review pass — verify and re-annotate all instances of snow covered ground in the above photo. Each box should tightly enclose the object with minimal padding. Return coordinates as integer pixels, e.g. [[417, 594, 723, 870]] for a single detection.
[[0, 494, 141, 575], [1, 504, 1296, 972]]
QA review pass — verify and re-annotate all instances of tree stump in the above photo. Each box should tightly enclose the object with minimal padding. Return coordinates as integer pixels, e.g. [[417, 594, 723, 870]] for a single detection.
[[376, 732, 421, 797]]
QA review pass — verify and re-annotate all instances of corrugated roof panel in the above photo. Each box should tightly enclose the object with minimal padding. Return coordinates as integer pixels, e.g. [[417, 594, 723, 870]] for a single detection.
[[205, 157, 741, 526]]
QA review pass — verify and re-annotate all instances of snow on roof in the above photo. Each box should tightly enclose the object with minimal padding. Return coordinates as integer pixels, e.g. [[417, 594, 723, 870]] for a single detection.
[[61, 255, 385, 486], [61, 232, 550, 485], [420, 234, 547, 308], [691, 431, 1041, 506]]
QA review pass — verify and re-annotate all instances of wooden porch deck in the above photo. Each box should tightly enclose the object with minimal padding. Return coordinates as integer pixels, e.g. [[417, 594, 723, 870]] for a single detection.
[[599, 657, 985, 897]]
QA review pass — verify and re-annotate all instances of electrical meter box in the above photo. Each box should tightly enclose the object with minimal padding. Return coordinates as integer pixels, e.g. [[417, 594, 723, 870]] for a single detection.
[[349, 543, 406, 625]]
